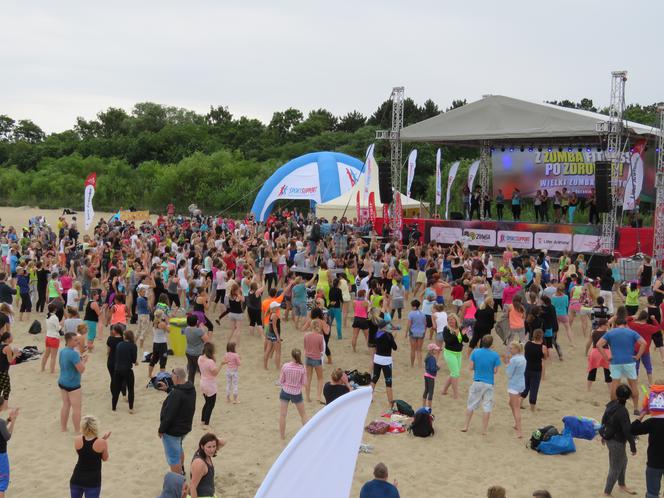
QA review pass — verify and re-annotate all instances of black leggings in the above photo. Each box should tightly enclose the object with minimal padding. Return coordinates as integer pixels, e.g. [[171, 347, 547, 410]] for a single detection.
[[201, 394, 216, 425], [112, 368, 134, 410], [149, 342, 168, 369], [588, 368, 612, 383], [323, 332, 331, 358], [186, 354, 200, 384], [36, 284, 47, 312], [521, 369, 541, 405], [391, 309, 403, 320], [107, 365, 126, 397], [19, 293, 31, 312], [372, 363, 393, 388], [168, 292, 180, 308], [423, 377, 435, 401], [214, 289, 226, 304], [469, 329, 490, 350], [265, 273, 277, 290]]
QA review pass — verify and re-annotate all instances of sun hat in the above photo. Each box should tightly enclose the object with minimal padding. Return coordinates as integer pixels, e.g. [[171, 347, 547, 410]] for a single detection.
[[427, 343, 441, 352]]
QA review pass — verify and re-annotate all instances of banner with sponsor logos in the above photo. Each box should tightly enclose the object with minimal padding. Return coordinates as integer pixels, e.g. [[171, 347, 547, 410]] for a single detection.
[[492, 140, 655, 200], [120, 210, 150, 222], [84, 172, 96, 231], [368, 192, 377, 228], [424, 219, 601, 252]]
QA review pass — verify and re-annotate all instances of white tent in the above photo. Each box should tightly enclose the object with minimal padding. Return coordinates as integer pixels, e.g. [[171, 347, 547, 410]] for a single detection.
[[315, 162, 429, 221]]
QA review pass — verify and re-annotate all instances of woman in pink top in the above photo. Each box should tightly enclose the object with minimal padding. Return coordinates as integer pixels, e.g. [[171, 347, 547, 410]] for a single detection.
[[502, 279, 522, 308], [303, 322, 325, 403], [198, 343, 221, 428], [507, 295, 526, 343], [351, 289, 370, 353], [221, 342, 241, 403], [279, 348, 308, 440], [458, 291, 478, 330], [502, 246, 514, 267]]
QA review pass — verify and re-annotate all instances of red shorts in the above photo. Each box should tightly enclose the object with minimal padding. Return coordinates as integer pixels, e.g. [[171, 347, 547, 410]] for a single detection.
[[45, 337, 60, 349]]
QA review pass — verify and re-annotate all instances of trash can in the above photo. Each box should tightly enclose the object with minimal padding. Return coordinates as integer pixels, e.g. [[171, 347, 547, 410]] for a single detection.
[[168, 317, 187, 357]]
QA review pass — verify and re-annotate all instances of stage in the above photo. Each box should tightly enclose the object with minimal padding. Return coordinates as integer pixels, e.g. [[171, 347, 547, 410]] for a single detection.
[[373, 217, 652, 256]]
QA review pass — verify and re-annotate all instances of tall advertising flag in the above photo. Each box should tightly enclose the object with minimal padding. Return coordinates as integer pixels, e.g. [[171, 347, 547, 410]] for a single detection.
[[406, 149, 418, 198], [445, 161, 460, 220], [355, 190, 361, 224], [363, 143, 375, 203], [435, 149, 442, 207], [382, 204, 389, 226], [467, 160, 480, 192], [84, 172, 97, 231], [394, 192, 403, 242], [368, 192, 377, 228]]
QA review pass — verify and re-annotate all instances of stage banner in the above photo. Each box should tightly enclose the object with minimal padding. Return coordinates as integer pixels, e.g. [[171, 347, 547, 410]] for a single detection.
[[406, 149, 417, 198], [394, 192, 403, 241], [467, 160, 480, 192], [573, 234, 602, 253], [435, 149, 442, 207], [355, 190, 361, 223], [492, 143, 655, 200], [120, 210, 150, 222], [622, 140, 646, 210], [363, 143, 375, 203], [497, 230, 533, 249], [431, 226, 463, 244], [534, 232, 572, 251], [368, 192, 377, 228], [463, 227, 496, 247], [84, 172, 96, 231], [445, 160, 460, 219]]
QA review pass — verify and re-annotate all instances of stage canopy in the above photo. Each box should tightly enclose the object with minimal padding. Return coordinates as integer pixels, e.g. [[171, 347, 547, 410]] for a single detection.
[[251, 151, 363, 221], [401, 95, 660, 146]]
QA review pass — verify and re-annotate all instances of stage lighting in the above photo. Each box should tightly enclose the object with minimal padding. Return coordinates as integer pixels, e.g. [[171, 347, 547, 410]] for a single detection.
[[538, 147, 542, 152], [657, 148, 661, 153], [567, 147, 572, 152], [558, 147, 563, 152], [509, 147, 514, 152], [586, 147, 591, 152], [577, 147, 582, 152], [528, 147, 533, 152], [547, 147, 552, 152], [501, 147, 505, 152], [490, 147, 495, 152], [520, 147, 524, 152]]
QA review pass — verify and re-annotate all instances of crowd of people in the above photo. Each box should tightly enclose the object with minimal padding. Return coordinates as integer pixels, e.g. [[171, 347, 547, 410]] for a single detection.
[[0, 208, 662, 497]]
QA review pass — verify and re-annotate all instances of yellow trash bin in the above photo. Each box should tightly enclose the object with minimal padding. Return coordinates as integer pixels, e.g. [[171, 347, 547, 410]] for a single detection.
[[168, 317, 187, 357]]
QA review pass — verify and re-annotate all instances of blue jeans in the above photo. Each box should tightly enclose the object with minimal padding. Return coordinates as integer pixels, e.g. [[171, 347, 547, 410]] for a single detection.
[[328, 307, 342, 339], [646, 466, 663, 498], [161, 434, 184, 466], [70, 485, 101, 498]]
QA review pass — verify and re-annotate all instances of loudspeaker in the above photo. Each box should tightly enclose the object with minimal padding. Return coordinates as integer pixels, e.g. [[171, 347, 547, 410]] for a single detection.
[[586, 254, 613, 279], [595, 161, 611, 213], [450, 211, 464, 220], [378, 164, 393, 204]]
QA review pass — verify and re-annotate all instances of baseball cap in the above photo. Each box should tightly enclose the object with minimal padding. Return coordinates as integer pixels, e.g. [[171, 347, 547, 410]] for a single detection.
[[269, 301, 281, 309]]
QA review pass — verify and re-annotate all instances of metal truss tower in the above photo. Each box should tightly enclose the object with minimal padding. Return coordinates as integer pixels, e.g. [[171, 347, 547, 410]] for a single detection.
[[376, 87, 405, 192], [653, 106, 664, 268], [599, 71, 627, 253]]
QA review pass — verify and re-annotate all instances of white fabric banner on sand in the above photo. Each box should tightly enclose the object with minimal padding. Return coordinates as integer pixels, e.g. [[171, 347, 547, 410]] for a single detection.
[[467, 160, 480, 192], [406, 149, 417, 198], [445, 160, 460, 219], [435, 149, 442, 207], [255, 387, 373, 498], [84, 172, 96, 231]]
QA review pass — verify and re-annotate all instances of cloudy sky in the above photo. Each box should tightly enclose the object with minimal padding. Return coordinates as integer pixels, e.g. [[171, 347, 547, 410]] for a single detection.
[[2, 0, 663, 133]]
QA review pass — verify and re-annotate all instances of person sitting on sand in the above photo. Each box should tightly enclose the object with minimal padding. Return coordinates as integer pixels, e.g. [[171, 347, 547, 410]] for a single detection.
[[359, 462, 399, 498]]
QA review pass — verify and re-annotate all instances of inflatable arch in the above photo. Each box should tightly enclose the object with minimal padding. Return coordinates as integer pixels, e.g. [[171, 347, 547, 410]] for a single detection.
[[251, 151, 364, 221]]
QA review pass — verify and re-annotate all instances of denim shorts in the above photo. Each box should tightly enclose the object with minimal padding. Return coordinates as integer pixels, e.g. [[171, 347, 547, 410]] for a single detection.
[[161, 434, 184, 466], [279, 390, 303, 404], [609, 363, 637, 381], [305, 357, 322, 367], [293, 302, 308, 317]]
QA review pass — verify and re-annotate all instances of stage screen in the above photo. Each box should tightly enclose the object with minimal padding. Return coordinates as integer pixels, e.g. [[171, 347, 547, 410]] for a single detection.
[[491, 140, 655, 201]]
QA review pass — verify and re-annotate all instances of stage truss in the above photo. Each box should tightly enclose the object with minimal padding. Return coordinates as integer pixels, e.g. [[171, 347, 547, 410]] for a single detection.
[[654, 106, 664, 268], [598, 71, 627, 254], [376, 86, 405, 192]]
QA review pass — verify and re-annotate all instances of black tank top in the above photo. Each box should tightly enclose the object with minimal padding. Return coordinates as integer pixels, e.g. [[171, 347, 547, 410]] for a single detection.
[[0, 345, 8, 373], [70, 437, 102, 488], [192, 455, 215, 497], [84, 301, 98, 322], [193, 301, 205, 312], [640, 265, 653, 287], [228, 298, 242, 314]]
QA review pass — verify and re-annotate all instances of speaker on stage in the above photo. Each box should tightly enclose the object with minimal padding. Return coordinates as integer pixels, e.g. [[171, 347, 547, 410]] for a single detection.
[[378, 164, 393, 205], [450, 211, 464, 220], [586, 254, 613, 279], [595, 161, 611, 213]]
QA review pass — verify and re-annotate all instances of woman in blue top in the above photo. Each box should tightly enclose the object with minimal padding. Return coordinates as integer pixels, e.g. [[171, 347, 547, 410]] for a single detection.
[[551, 285, 573, 345], [58, 332, 87, 433], [504, 341, 527, 438], [406, 300, 427, 368]]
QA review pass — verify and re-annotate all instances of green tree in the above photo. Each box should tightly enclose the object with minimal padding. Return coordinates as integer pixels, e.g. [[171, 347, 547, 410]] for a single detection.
[[0, 115, 15, 141], [13, 119, 45, 143], [336, 111, 366, 132]]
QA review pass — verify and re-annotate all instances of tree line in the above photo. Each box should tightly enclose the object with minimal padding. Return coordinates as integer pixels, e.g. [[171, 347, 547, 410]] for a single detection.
[[0, 98, 659, 216]]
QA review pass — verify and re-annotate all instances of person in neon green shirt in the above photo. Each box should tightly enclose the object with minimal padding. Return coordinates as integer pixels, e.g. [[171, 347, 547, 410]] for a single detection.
[[624, 281, 640, 316]]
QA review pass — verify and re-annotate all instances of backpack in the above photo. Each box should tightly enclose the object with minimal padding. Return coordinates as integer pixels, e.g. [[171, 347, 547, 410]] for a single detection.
[[366, 420, 390, 435], [529, 425, 559, 450], [410, 408, 434, 437], [28, 320, 42, 335], [392, 399, 415, 417], [147, 371, 173, 393], [345, 369, 371, 386], [537, 433, 576, 455]]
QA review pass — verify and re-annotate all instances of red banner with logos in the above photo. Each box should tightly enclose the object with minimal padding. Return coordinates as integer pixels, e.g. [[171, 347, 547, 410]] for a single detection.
[[368, 192, 377, 228], [394, 192, 403, 241], [355, 190, 361, 224], [382, 204, 389, 228]]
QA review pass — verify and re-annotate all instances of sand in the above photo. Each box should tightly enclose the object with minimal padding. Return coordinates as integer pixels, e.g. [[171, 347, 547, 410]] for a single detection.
[[0, 206, 653, 498]]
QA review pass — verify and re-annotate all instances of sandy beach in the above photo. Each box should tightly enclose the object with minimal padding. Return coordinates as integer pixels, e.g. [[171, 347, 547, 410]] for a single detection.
[[0, 206, 652, 498]]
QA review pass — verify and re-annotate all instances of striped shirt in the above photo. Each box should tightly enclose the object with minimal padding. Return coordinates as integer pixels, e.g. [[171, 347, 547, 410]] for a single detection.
[[280, 362, 307, 395]]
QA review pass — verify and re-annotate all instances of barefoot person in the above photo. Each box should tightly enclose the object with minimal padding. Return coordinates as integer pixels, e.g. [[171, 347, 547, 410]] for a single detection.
[[222, 342, 241, 404], [198, 343, 221, 429], [278, 348, 308, 440], [504, 341, 526, 438], [0, 408, 18, 498], [111, 329, 137, 414], [158, 367, 196, 474], [69, 415, 110, 498], [303, 321, 325, 404], [441, 314, 468, 399], [59, 332, 87, 433], [600, 384, 637, 496], [42, 303, 62, 373], [370, 322, 398, 408], [462, 335, 501, 435]]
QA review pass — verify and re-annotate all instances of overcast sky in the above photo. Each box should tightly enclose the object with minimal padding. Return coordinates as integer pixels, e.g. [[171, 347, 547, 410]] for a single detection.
[[2, 0, 663, 133]]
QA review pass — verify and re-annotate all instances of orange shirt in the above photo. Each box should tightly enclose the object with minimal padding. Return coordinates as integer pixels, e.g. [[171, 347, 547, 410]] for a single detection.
[[262, 295, 284, 326]]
